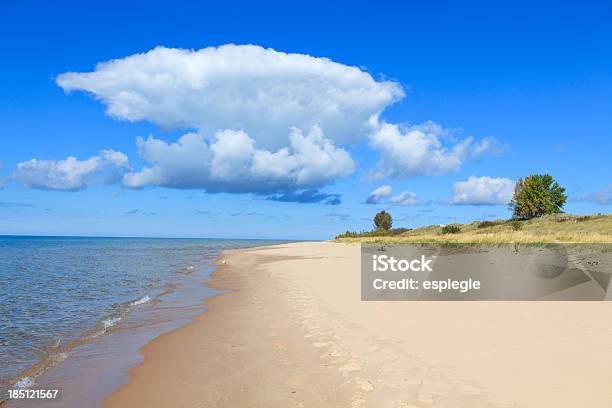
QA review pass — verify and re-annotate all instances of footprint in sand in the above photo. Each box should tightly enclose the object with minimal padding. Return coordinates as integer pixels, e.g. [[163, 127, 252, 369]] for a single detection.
[[350, 396, 366, 408], [339, 360, 363, 373], [356, 378, 374, 391], [404, 378, 423, 387], [396, 403, 419, 408]]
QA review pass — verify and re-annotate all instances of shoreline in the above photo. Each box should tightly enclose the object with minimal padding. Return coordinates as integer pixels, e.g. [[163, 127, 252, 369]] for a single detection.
[[103, 243, 299, 407], [104, 241, 509, 407], [104, 241, 612, 407]]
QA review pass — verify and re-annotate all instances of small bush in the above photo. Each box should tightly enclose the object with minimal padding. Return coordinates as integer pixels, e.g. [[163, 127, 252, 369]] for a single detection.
[[336, 227, 411, 239], [510, 219, 523, 231], [477, 220, 503, 229], [335, 230, 358, 239], [554, 214, 592, 223], [390, 227, 411, 235], [441, 225, 461, 234]]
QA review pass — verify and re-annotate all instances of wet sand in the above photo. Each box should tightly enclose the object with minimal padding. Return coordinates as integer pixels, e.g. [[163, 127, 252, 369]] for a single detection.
[[105, 241, 612, 407]]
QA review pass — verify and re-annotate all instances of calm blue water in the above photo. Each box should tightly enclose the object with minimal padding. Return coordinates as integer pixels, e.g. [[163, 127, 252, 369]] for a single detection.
[[0, 236, 284, 397]]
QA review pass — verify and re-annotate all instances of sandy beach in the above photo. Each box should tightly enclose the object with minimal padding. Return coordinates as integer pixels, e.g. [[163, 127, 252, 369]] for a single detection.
[[105, 242, 612, 408]]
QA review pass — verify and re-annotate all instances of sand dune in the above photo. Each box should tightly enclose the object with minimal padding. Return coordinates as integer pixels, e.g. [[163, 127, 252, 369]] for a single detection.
[[105, 242, 612, 407]]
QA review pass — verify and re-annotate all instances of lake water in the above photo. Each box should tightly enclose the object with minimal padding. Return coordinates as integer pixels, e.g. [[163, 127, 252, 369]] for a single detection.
[[0, 236, 286, 405]]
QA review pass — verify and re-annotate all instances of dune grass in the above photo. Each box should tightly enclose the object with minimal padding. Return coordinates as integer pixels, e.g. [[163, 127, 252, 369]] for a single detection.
[[335, 213, 612, 244]]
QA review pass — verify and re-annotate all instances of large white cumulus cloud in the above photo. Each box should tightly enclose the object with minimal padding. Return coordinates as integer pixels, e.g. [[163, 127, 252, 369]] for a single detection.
[[122, 126, 355, 192], [18, 44, 505, 198], [14, 150, 129, 191], [57, 44, 404, 150]]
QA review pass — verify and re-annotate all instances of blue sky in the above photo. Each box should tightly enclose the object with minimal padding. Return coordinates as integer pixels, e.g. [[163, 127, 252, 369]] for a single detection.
[[1, 1, 610, 239]]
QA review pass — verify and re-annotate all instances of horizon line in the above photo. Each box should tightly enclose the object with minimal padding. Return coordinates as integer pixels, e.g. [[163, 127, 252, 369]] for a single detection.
[[0, 233, 306, 241]]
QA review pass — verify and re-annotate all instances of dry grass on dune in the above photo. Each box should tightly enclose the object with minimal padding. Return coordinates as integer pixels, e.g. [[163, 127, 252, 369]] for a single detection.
[[336, 213, 612, 244]]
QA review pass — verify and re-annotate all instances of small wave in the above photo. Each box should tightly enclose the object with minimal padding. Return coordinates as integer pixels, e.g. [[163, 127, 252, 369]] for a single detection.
[[14, 376, 34, 389], [131, 295, 152, 306], [178, 265, 197, 275], [8, 350, 70, 394], [53, 352, 69, 363], [102, 317, 122, 330]]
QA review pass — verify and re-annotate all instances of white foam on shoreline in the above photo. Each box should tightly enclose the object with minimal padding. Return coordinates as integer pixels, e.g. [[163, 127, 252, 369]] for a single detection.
[[14, 376, 34, 389], [131, 295, 152, 306], [54, 352, 69, 363], [102, 317, 122, 330]]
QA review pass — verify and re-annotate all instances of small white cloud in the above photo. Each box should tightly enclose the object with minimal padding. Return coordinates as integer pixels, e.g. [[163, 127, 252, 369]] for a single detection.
[[122, 126, 355, 193], [365, 185, 392, 204], [451, 176, 514, 205], [369, 121, 499, 179], [390, 190, 418, 205], [13, 150, 129, 191], [366, 186, 418, 206]]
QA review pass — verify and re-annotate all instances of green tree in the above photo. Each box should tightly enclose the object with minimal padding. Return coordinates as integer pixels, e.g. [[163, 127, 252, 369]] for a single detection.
[[373, 210, 393, 231], [509, 174, 567, 219]]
